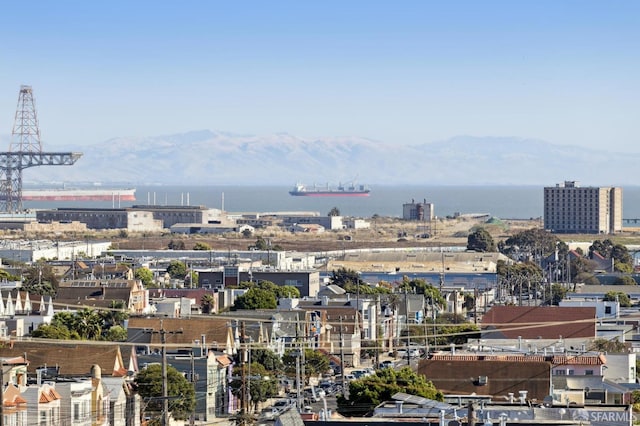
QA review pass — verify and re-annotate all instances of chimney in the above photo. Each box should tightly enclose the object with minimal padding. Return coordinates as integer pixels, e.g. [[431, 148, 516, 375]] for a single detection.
[[519, 390, 528, 405], [395, 401, 403, 414]]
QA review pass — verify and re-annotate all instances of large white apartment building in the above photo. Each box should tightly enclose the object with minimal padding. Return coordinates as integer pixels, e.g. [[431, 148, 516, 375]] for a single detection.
[[544, 181, 622, 234]]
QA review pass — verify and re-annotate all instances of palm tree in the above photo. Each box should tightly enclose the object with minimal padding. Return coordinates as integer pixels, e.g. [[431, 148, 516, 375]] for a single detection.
[[74, 309, 103, 340], [201, 294, 216, 314]]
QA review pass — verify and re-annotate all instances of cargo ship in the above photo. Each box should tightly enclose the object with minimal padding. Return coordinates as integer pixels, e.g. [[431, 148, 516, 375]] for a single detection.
[[22, 188, 136, 201], [289, 183, 370, 197]]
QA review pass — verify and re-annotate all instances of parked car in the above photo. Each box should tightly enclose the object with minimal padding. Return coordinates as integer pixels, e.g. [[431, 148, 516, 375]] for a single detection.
[[379, 360, 395, 369], [260, 407, 280, 420]]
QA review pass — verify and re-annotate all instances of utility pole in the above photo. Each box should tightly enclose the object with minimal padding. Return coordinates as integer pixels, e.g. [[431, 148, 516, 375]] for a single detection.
[[339, 317, 347, 399], [0, 362, 4, 426], [143, 320, 183, 426]]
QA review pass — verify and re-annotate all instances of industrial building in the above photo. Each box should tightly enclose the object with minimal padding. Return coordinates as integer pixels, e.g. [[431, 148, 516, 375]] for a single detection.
[[544, 181, 623, 234], [36, 205, 224, 231], [402, 199, 434, 221]]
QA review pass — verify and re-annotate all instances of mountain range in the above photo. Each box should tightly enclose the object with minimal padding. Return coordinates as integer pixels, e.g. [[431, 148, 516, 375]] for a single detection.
[[13, 131, 639, 186]]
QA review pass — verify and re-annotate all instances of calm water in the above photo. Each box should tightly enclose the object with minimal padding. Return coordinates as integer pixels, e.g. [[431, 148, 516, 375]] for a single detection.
[[22, 185, 640, 220]]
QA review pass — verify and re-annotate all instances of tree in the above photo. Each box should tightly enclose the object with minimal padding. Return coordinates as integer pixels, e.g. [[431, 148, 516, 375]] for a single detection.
[[100, 300, 129, 328], [193, 242, 212, 251], [22, 263, 58, 296], [328, 207, 341, 216], [135, 267, 154, 287], [546, 284, 568, 305], [614, 275, 637, 286], [31, 323, 72, 339], [234, 288, 277, 310], [134, 364, 196, 421], [229, 362, 279, 413], [467, 227, 496, 252], [337, 367, 442, 416], [200, 294, 215, 314], [167, 239, 186, 250], [282, 349, 330, 379], [104, 325, 127, 341], [500, 228, 561, 261], [166, 260, 187, 279], [398, 277, 446, 308], [590, 239, 634, 273], [250, 348, 283, 373], [328, 267, 385, 295], [74, 308, 103, 340], [592, 337, 626, 353], [604, 291, 632, 307]]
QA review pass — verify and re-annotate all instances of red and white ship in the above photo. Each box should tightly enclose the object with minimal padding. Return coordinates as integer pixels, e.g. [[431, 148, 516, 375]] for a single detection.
[[22, 188, 136, 201]]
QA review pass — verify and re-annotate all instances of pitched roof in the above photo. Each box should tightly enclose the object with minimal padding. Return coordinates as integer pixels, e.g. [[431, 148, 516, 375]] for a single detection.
[[419, 357, 552, 401], [481, 306, 596, 339], [127, 317, 232, 349], [0, 341, 128, 377]]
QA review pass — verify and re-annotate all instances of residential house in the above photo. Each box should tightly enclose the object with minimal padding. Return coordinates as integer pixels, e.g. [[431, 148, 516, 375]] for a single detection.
[[2, 384, 27, 425], [55, 378, 93, 426], [127, 317, 235, 355], [55, 279, 150, 314], [22, 383, 61, 426], [138, 348, 230, 422]]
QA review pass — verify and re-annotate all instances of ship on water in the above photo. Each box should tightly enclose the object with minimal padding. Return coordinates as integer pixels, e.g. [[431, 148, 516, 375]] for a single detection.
[[289, 182, 370, 197], [22, 188, 136, 202]]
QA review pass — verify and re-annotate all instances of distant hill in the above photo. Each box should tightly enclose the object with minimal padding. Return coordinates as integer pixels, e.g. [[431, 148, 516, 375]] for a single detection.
[[19, 131, 640, 186]]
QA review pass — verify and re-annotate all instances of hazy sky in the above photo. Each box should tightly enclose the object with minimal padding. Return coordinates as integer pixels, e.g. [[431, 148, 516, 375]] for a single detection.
[[0, 1, 638, 151]]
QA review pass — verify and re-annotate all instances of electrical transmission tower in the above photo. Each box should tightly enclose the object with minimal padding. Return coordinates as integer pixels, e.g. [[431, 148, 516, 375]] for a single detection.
[[0, 85, 82, 212]]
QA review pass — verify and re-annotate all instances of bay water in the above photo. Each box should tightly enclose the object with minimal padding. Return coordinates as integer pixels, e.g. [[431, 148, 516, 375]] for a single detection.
[[22, 185, 640, 221]]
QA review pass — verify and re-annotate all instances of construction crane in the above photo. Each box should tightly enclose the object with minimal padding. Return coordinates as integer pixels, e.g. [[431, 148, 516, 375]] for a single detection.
[[0, 85, 82, 212]]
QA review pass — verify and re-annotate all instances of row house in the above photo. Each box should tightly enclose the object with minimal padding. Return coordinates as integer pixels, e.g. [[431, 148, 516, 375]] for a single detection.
[[0, 291, 54, 337], [127, 317, 234, 419], [55, 279, 151, 315], [0, 342, 140, 425]]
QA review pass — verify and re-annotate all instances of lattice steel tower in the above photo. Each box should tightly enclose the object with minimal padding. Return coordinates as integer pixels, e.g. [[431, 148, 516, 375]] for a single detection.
[[0, 85, 82, 212]]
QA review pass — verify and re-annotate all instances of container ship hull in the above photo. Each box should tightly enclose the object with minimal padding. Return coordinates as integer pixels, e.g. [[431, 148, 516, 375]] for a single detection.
[[22, 188, 136, 201], [289, 183, 370, 197]]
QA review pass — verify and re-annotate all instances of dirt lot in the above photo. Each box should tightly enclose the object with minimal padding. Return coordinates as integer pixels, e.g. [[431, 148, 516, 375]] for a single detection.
[[111, 216, 543, 252]]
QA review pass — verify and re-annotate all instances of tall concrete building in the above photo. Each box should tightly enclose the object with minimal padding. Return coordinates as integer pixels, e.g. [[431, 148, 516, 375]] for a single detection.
[[403, 199, 434, 221], [544, 181, 622, 234]]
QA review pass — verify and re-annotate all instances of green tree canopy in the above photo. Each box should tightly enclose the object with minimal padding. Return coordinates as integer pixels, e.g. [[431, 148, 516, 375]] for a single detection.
[[604, 291, 632, 307], [467, 227, 496, 252], [590, 239, 634, 273], [201, 294, 216, 314], [250, 348, 283, 373], [500, 228, 563, 260], [193, 242, 212, 251], [282, 349, 330, 378], [22, 263, 58, 296], [135, 267, 154, 287], [545, 284, 568, 305], [614, 275, 637, 286], [134, 364, 196, 420], [337, 367, 442, 416], [31, 323, 72, 339], [233, 288, 277, 310], [328, 207, 341, 216], [398, 277, 446, 307], [166, 260, 187, 279], [229, 362, 279, 412]]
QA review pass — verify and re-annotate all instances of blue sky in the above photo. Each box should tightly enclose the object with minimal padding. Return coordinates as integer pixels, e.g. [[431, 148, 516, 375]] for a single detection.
[[0, 1, 638, 151]]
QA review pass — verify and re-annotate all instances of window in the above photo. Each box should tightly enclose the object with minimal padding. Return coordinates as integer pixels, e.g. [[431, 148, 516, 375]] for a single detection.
[[585, 370, 594, 375]]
